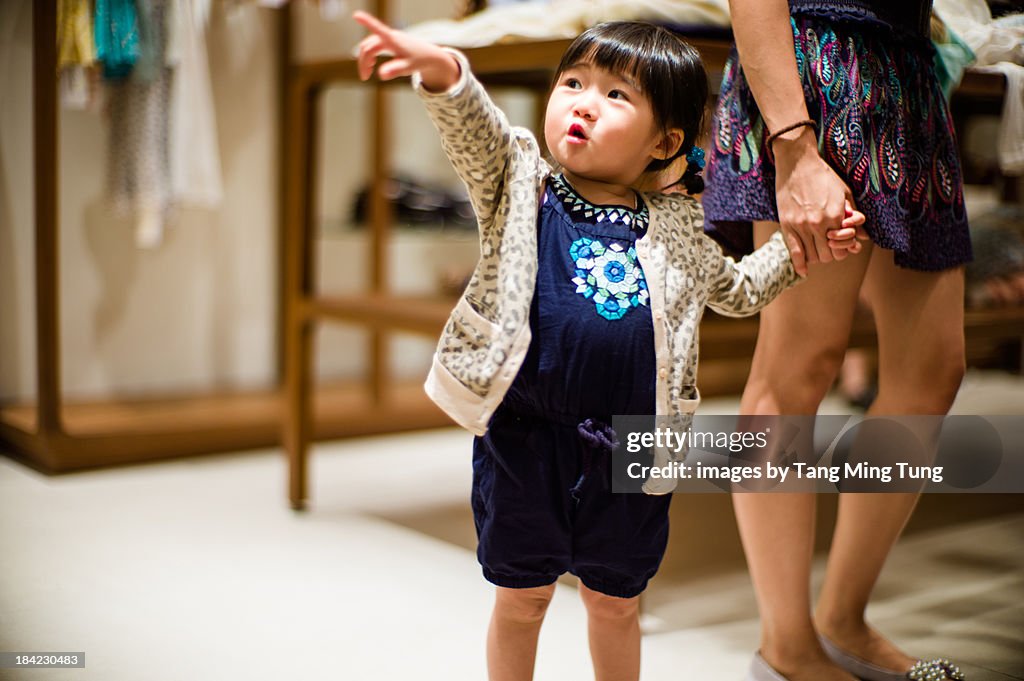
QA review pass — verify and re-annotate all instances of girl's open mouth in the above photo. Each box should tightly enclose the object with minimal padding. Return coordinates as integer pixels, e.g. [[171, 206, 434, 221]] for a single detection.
[[568, 123, 588, 141]]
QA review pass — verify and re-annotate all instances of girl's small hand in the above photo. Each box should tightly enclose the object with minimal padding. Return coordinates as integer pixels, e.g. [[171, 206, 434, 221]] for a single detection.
[[354, 10, 460, 92], [825, 201, 868, 259]]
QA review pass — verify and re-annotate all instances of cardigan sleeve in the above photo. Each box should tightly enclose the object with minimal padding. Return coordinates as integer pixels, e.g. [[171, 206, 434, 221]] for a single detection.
[[413, 48, 513, 233], [701, 230, 800, 318]]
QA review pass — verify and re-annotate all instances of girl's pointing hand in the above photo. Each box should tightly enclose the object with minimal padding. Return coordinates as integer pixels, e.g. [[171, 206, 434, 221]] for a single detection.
[[354, 10, 461, 93]]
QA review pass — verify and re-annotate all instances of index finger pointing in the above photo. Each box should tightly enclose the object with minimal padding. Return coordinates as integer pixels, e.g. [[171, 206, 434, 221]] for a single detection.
[[353, 10, 394, 38]]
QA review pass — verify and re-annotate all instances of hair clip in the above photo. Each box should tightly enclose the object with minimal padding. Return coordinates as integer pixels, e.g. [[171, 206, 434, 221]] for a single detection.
[[686, 146, 706, 170]]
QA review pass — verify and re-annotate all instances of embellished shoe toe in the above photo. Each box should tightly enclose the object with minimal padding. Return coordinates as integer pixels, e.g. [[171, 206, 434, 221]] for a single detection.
[[819, 634, 966, 681]]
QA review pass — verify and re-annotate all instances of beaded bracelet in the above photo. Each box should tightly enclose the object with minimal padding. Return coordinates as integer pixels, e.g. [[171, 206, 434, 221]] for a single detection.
[[765, 118, 816, 162]]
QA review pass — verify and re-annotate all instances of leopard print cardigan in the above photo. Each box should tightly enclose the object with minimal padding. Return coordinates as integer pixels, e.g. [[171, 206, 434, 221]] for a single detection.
[[414, 50, 799, 438]]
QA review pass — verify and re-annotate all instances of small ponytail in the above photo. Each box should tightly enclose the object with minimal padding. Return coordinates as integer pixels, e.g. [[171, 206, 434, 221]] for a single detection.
[[680, 145, 705, 195]]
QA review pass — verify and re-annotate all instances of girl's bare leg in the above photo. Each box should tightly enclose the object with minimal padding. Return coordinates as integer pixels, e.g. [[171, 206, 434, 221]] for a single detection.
[[579, 582, 641, 681], [487, 584, 556, 681]]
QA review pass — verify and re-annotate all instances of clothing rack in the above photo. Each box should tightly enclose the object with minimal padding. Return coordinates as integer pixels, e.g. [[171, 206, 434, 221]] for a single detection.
[[2, 2, 294, 471], [0, 0, 458, 475], [0, 1, 291, 471]]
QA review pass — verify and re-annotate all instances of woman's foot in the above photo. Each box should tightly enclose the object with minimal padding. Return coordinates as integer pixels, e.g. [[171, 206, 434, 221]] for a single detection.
[[815, 617, 916, 677], [756, 645, 859, 681]]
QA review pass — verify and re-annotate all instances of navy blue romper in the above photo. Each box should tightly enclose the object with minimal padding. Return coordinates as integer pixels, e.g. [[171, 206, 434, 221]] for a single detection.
[[471, 174, 673, 599]]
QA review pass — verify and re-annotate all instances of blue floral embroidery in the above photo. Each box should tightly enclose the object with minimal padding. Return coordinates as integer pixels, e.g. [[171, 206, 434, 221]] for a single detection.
[[570, 237, 649, 320]]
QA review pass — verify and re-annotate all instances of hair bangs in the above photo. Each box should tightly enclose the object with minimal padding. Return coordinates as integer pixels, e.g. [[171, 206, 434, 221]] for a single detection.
[[558, 26, 667, 97]]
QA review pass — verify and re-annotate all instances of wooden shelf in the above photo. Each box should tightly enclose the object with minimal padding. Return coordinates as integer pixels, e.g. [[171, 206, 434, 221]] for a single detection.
[[7, 300, 1016, 477], [296, 35, 734, 88], [307, 293, 456, 335], [955, 69, 1009, 101], [0, 381, 451, 473]]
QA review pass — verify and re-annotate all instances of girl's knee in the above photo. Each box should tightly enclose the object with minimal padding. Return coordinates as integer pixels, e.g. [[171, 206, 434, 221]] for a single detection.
[[579, 584, 639, 620], [494, 585, 555, 624]]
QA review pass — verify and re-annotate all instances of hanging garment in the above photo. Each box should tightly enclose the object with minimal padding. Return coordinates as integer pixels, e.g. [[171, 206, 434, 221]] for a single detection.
[[94, 0, 140, 79], [934, 0, 1024, 175], [167, 0, 223, 209], [58, 0, 97, 109], [975, 62, 1024, 174], [106, 0, 173, 247], [933, 26, 976, 99], [58, 0, 96, 68], [105, 0, 223, 247]]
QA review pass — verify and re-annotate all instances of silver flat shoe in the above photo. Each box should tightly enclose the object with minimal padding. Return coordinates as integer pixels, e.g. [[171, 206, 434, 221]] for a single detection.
[[746, 652, 792, 681], [819, 633, 967, 681]]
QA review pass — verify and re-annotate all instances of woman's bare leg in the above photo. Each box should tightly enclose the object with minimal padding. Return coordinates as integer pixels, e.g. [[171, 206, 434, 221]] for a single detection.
[[734, 221, 871, 681], [815, 249, 965, 671]]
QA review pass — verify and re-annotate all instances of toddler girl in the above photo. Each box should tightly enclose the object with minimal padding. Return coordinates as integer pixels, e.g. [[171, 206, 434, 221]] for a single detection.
[[355, 12, 863, 681]]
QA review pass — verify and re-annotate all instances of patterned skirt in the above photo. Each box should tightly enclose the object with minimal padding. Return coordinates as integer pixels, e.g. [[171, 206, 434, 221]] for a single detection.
[[702, 15, 972, 271]]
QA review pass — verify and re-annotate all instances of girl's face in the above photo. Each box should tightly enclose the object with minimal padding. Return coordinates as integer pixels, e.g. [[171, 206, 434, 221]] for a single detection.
[[544, 62, 674, 187]]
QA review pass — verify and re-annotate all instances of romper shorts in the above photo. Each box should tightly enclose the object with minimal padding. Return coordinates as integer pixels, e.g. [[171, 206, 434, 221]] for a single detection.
[[471, 402, 672, 599]]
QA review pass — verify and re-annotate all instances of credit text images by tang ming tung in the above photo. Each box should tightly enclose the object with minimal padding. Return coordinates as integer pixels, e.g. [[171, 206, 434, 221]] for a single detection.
[[610, 415, 1024, 494]]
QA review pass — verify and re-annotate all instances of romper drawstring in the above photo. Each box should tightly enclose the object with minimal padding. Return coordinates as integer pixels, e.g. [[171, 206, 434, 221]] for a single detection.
[[571, 418, 619, 502]]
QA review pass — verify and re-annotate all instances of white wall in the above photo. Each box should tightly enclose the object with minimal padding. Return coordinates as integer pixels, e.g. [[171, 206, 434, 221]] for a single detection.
[[0, 1, 34, 401], [1, 0, 540, 403]]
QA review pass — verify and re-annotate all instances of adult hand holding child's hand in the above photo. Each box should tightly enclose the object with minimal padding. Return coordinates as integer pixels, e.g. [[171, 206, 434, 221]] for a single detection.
[[825, 200, 868, 261], [354, 11, 461, 93]]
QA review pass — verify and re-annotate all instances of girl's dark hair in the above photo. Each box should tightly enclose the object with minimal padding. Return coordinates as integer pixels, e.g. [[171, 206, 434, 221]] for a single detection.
[[552, 21, 709, 194]]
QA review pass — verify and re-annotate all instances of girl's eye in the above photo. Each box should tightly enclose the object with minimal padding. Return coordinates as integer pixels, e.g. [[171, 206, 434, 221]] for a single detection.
[[608, 89, 628, 100], [565, 78, 581, 89]]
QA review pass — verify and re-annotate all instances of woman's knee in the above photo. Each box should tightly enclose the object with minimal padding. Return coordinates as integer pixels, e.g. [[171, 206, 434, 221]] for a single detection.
[[494, 585, 556, 624], [934, 352, 967, 405], [880, 351, 965, 413], [578, 583, 639, 621]]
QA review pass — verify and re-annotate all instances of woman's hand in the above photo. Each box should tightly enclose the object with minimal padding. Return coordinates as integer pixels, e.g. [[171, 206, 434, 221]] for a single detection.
[[354, 10, 460, 92], [773, 127, 863, 275]]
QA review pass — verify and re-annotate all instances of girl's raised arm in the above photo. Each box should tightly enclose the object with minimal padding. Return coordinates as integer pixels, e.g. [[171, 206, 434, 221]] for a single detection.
[[353, 11, 520, 234]]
